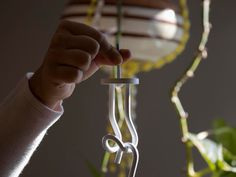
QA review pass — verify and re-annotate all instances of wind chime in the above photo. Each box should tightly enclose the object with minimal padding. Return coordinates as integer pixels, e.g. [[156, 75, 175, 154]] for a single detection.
[[61, 0, 190, 176]]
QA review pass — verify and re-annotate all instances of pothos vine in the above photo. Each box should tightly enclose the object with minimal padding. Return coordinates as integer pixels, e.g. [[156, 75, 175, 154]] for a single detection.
[[171, 0, 213, 176]]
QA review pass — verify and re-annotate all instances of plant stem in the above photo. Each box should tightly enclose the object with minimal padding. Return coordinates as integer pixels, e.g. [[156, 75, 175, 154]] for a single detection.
[[171, 0, 212, 176], [101, 152, 110, 173], [211, 172, 220, 177], [195, 168, 211, 177]]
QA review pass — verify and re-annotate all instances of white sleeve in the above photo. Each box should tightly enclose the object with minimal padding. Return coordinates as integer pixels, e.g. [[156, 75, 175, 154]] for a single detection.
[[0, 73, 64, 177]]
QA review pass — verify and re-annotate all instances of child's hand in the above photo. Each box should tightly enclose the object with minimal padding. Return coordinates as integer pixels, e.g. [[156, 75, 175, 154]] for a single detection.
[[29, 20, 131, 110]]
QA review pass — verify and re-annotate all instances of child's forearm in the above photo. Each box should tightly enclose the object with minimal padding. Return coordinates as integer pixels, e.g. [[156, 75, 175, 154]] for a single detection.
[[0, 73, 63, 177]]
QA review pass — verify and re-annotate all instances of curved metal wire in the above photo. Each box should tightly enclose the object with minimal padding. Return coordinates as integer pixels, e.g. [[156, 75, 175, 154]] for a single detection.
[[102, 134, 139, 177], [124, 84, 138, 148], [106, 84, 122, 153], [104, 81, 139, 162]]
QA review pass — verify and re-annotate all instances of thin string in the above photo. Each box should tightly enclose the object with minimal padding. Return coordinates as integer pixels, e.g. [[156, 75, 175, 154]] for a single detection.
[[115, 0, 123, 78]]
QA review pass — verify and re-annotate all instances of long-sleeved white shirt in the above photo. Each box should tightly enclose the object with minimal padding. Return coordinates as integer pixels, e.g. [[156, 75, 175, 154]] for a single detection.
[[0, 73, 63, 177]]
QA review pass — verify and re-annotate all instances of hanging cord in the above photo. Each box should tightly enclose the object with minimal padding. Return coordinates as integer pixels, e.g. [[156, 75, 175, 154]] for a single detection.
[[115, 0, 123, 78], [171, 0, 212, 176]]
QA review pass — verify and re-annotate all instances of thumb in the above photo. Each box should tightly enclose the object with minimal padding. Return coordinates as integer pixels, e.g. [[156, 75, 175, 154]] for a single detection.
[[82, 49, 131, 81]]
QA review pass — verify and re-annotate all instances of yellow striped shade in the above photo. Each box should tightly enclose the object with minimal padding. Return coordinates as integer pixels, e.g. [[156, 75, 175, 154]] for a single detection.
[[61, 0, 188, 76]]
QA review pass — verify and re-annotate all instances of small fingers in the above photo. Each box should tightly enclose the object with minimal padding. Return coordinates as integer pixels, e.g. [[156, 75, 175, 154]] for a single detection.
[[95, 49, 132, 67], [83, 49, 132, 81], [49, 49, 92, 71], [50, 33, 100, 58], [46, 49, 92, 83], [46, 20, 132, 84], [53, 66, 84, 84], [119, 49, 132, 62], [56, 20, 123, 64]]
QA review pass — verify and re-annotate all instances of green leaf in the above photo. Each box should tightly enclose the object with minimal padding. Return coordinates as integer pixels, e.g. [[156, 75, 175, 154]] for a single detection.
[[85, 160, 104, 177], [224, 172, 236, 177], [212, 119, 236, 172], [217, 145, 236, 173], [222, 148, 236, 168], [213, 119, 227, 129], [188, 133, 219, 170], [188, 132, 236, 175], [213, 119, 236, 155]]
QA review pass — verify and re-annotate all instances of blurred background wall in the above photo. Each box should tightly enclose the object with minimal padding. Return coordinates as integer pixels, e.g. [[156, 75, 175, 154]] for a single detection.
[[0, 1, 236, 177]]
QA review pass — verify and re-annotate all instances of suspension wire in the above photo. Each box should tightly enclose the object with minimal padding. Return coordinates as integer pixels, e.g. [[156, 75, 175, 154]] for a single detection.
[[115, 0, 123, 78]]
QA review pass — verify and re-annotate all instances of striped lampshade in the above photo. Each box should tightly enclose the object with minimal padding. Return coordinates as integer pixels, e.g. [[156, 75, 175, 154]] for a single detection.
[[61, 0, 189, 76]]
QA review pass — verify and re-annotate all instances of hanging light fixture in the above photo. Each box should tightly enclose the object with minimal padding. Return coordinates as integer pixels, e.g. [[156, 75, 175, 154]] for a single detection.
[[61, 0, 189, 77]]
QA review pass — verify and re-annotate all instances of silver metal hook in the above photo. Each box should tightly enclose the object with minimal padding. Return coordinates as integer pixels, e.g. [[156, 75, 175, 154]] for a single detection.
[[101, 79, 139, 150], [124, 84, 138, 148], [102, 135, 139, 177], [101, 78, 139, 173], [106, 84, 122, 153], [125, 143, 139, 177]]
